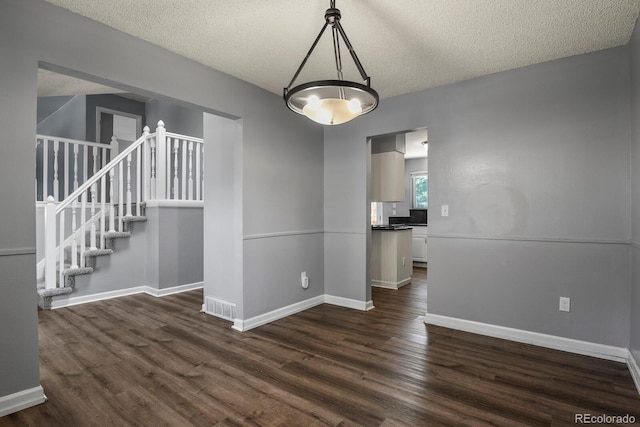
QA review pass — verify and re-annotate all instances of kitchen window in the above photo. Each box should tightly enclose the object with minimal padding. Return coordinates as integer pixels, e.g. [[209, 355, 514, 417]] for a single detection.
[[411, 173, 428, 208]]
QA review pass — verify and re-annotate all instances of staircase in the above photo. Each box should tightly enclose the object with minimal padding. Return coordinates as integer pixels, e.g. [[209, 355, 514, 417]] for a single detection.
[[36, 121, 204, 309]]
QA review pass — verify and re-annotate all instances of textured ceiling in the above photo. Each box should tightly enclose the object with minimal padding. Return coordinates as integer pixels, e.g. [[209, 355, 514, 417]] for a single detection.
[[43, 0, 640, 100]]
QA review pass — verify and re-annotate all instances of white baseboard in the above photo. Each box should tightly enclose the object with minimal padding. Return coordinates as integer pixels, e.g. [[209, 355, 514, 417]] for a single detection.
[[145, 282, 203, 297], [424, 313, 629, 363], [324, 294, 372, 311], [371, 277, 411, 290], [231, 293, 375, 332], [232, 295, 325, 332], [628, 350, 640, 395], [0, 385, 47, 417], [50, 282, 203, 309]]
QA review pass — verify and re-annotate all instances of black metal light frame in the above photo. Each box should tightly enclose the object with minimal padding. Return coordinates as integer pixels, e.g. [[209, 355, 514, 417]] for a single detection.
[[283, 0, 379, 124]]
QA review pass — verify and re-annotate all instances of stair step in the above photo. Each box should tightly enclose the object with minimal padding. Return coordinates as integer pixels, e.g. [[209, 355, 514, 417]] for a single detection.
[[122, 215, 147, 223], [37, 286, 73, 298], [63, 266, 94, 277], [104, 231, 132, 239], [84, 248, 114, 257]]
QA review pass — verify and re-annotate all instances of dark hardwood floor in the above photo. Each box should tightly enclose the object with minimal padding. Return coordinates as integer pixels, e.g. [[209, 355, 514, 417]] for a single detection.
[[3, 267, 639, 426]]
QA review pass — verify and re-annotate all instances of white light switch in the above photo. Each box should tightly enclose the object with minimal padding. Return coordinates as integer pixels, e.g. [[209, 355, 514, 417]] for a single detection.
[[441, 204, 449, 217], [559, 297, 570, 312]]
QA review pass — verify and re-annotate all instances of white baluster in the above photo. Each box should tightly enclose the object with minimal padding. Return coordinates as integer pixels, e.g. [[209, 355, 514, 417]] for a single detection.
[[150, 137, 157, 200], [90, 184, 97, 251], [195, 141, 201, 201], [109, 168, 115, 233], [70, 202, 78, 269], [181, 140, 187, 200], [188, 141, 194, 201], [100, 176, 106, 249], [83, 145, 88, 188], [43, 139, 49, 203], [53, 140, 59, 201], [118, 162, 124, 231], [136, 144, 141, 216], [173, 139, 179, 199], [44, 196, 57, 289], [63, 142, 69, 199], [73, 144, 79, 192], [126, 153, 132, 217], [201, 144, 205, 201], [58, 210, 65, 287], [93, 146, 99, 175], [80, 192, 86, 268]]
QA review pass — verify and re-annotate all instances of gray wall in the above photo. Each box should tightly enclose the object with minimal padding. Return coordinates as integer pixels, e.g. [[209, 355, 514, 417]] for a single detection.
[[325, 45, 631, 347], [70, 207, 203, 297], [146, 98, 203, 139], [36, 95, 85, 139], [0, 0, 323, 402], [630, 18, 640, 365]]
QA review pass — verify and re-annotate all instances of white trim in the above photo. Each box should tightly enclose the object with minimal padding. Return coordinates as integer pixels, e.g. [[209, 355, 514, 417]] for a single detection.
[[628, 350, 640, 396], [324, 295, 372, 311], [144, 282, 204, 297], [0, 385, 47, 417], [144, 200, 203, 208], [427, 234, 630, 245], [371, 277, 411, 290], [50, 282, 203, 309], [243, 230, 324, 240], [424, 313, 629, 363], [232, 295, 325, 332], [95, 107, 142, 144]]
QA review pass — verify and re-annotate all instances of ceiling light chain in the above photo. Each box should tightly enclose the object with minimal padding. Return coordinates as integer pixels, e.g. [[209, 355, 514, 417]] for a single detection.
[[284, 0, 379, 125]]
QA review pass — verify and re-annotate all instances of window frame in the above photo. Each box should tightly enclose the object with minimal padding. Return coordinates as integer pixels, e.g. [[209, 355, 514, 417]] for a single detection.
[[411, 172, 428, 209]]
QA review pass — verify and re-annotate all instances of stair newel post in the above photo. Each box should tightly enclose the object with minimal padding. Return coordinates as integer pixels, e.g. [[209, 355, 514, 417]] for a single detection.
[[44, 196, 57, 289], [126, 153, 132, 217], [70, 202, 78, 269], [109, 168, 116, 233], [188, 141, 194, 200], [142, 126, 151, 202], [90, 184, 97, 251], [173, 139, 179, 199], [155, 121, 167, 200]]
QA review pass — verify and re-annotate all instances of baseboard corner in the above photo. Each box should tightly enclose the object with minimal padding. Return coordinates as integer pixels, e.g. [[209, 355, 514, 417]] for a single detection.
[[0, 385, 47, 417], [627, 350, 640, 396], [324, 294, 370, 311]]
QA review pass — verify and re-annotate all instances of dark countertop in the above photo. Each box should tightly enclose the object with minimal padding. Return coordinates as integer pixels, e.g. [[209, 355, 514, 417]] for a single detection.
[[371, 225, 413, 231]]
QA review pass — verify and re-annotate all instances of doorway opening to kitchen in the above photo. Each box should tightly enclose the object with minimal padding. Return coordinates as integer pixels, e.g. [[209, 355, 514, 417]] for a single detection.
[[369, 128, 428, 296]]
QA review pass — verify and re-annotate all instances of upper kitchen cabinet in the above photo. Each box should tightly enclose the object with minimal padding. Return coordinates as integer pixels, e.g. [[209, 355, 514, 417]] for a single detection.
[[371, 134, 405, 202]]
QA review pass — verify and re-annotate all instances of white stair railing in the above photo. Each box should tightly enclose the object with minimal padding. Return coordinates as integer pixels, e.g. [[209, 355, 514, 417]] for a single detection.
[[36, 135, 119, 202], [41, 121, 205, 290]]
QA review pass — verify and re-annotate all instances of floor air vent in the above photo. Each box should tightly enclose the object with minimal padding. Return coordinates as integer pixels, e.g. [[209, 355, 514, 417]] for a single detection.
[[204, 297, 236, 321]]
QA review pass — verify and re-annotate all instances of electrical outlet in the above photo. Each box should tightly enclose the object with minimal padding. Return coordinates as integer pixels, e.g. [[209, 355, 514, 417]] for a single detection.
[[559, 297, 570, 312], [441, 204, 449, 217]]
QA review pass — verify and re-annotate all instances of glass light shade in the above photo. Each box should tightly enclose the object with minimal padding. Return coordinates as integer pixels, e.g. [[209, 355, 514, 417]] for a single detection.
[[285, 80, 378, 125]]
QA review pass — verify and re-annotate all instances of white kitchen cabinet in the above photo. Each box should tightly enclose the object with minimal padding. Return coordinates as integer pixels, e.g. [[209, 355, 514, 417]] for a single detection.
[[412, 226, 428, 263], [371, 151, 404, 202]]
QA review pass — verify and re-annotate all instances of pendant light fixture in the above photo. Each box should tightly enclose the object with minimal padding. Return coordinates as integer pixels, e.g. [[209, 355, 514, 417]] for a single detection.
[[283, 0, 379, 125]]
